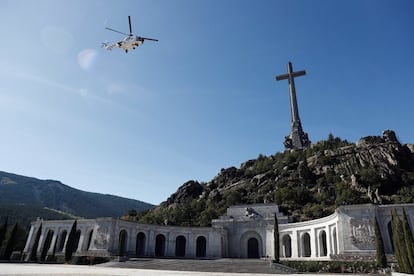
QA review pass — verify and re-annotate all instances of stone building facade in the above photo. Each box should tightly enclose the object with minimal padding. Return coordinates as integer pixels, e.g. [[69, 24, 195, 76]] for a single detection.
[[23, 203, 414, 261]]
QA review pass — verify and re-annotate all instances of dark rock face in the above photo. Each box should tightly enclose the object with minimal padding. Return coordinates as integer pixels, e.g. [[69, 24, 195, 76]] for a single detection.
[[161, 180, 203, 207]]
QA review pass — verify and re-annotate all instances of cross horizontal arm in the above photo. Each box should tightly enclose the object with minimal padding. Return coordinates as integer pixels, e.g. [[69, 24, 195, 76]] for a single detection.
[[275, 70, 306, 81]]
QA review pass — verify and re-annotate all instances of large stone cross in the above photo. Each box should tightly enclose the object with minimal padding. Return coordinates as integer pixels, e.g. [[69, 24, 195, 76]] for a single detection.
[[276, 62, 310, 150]]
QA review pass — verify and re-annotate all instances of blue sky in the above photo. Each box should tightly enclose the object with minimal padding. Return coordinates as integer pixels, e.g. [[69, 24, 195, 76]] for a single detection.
[[0, 0, 413, 205]]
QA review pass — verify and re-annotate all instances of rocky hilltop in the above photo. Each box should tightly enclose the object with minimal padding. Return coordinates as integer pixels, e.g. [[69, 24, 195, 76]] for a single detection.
[[139, 130, 414, 226]]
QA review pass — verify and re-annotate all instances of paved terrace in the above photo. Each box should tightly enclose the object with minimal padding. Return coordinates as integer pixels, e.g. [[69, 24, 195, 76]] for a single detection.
[[0, 258, 296, 275]]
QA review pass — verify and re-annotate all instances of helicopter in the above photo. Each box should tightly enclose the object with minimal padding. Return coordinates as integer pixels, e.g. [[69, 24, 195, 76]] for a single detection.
[[102, 16, 158, 53]]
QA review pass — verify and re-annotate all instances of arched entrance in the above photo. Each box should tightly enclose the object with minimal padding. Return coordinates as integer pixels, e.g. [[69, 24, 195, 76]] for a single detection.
[[175, 235, 186, 257], [319, 230, 327, 256], [247, 237, 259, 258], [301, 232, 311, 257], [136, 232, 146, 256], [56, 230, 67, 252], [388, 221, 394, 253], [155, 234, 165, 257], [196, 236, 207, 257], [118, 230, 128, 256], [282, 234, 292, 258]]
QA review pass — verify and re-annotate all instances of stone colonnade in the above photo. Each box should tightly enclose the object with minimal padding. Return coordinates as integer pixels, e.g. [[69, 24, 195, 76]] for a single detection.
[[23, 218, 225, 259], [22, 203, 414, 261], [278, 212, 338, 260]]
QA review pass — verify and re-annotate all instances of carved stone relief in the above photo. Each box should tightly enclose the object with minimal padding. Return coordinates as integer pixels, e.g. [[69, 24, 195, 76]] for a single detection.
[[350, 218, 375, 245]]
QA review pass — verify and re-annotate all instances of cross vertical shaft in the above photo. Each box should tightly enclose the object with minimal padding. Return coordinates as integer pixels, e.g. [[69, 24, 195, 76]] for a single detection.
[[276, 62, 310, 150]]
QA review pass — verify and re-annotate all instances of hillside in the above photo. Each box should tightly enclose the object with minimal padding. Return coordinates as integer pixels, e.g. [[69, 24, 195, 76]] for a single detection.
[[0, 204, 75, 230], [0, 171, 154, 222], [138, 130, 414, 226]]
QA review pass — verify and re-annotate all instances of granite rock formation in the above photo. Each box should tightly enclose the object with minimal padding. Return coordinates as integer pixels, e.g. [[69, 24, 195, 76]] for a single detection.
[[140, 130, 414, 225]]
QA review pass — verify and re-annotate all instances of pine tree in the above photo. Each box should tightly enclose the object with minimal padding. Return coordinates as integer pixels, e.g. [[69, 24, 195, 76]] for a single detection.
[[29, 223, 42, 261], [3, 223, 18, 260], [374, 216, 387, 268], [402, 208, 414, 272], [273, 213, 280, 263], [65, 220, 77, 262]]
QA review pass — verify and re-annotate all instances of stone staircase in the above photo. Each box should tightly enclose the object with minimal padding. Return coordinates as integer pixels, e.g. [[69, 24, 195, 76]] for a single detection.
[[100, 258, 297, 274]]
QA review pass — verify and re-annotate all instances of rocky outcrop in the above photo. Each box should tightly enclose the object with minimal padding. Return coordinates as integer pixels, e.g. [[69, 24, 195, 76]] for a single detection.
[[309, 130, 404, 180], [149, 130, 414, 224], [160, 180, 203, 207]]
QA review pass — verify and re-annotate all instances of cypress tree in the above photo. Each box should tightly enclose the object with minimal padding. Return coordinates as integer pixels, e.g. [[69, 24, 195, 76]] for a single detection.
[[0, 217, 8, 250], [402, 208, 414, 273], [3, 223, 18, 260], [374, 216, 387, 268], [65, 220, 77, 262], [29, 223, 42, 261], [391, 208, 411, 273], [273, 213, 280, 263]]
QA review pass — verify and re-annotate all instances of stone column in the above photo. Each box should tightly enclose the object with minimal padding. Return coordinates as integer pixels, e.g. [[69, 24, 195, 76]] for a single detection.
[[23, 225, 35, 253], [188, 233, 195, 258], [310, 229, 317, 258], [147, 230, 155, 256], [326, 226, 332, 257], [291, 230, 299, 258], [166, 232, 173, 257], [37, 228, 46, 254], [130, 229, 137, 255]]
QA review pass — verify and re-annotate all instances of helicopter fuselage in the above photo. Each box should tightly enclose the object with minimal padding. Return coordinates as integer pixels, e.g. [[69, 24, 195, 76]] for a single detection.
[[117, 36, 144, 52]]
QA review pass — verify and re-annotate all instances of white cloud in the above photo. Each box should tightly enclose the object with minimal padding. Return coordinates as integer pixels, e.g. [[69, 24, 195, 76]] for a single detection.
[[78, 49, 98, 71]]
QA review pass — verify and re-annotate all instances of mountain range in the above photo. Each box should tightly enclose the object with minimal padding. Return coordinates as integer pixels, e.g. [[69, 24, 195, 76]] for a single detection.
[[0, 171, 154, 227]]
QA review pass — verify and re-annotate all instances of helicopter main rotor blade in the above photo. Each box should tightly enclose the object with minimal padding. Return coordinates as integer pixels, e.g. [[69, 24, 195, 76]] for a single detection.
[[128, 15, 132, 35], [141, 37, 159, 42], [105, 27, 129, 36]]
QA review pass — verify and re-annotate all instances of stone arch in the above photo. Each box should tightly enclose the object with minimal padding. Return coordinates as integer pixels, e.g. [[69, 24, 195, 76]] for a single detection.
[[136, 232, 146, 256], [240, 231, 263, 258], [118, 230, 128, 256], [301, 232, 311, 257], [56, 230, 67, 252], [175, 235, 186, 257], [319, 230, 327, 257], [196, 236, 207, 258], [155, 234, 166, 257], [282, 234, 292, 258]]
